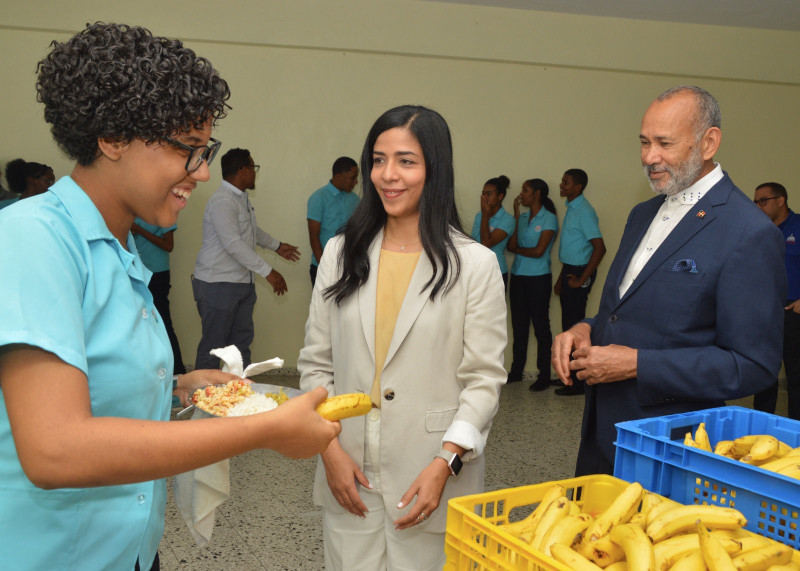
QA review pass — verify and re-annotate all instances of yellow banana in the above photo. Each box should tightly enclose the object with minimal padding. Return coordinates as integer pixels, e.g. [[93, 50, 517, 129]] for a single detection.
[[749, 435, 780, 461], [775, 440, 793, 458], [646, 505, 747, 543], [730, 542, 792, 570], [766, 565, 800, 571], [628, 511, 646, 530], [315, 393, 372, 421], [503, 484, 564, 539], [575, 533, 626, 567], [608, 523, 655, 571], [685, 432, 698, 448], [645, 496, 682, 527], [694, 422, 712, 452], [604, 563, 627, 571], [759, 455, 800, 473], [730, 435, 763, 458], [585, 481, 643, 541], [714, 440, 735, 456], [529, 495, 570, 550], [654, 532, 741, 570], [670, 551, 707, 571], [640, 492, 663, 519], [697, 521, 737, 570], [569, 500, 583, 516], [776, 463, 800, 480], [550, 543, 604, 571], [730, 533, 770, 555], [508, 484, 566, 542], [786, 446, 800, 458], [539, 512, 592, 556]]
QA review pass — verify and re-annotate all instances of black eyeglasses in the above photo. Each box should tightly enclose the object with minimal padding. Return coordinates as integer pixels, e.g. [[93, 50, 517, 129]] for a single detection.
[[164, 137, 222, 173], [248, 164, 261, 173], [754, 196, 780, 206]]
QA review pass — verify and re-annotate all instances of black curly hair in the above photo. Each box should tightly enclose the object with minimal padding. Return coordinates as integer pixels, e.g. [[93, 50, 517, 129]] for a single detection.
[[36, 22, 230, 166]]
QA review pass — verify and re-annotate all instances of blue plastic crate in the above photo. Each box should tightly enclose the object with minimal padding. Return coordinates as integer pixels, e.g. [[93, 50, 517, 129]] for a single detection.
[[614, 406, 800, 549]]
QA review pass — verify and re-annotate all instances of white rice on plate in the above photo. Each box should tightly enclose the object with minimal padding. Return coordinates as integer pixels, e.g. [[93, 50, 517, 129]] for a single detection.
[[227, 393, 279, 416]]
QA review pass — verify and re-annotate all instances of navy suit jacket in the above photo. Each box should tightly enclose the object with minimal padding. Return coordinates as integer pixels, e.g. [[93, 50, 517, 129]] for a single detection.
[[583, 173, 786, 466]]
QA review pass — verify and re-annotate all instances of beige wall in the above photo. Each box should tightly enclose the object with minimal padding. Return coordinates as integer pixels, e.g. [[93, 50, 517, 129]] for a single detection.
[[2, 1, 799, 372]]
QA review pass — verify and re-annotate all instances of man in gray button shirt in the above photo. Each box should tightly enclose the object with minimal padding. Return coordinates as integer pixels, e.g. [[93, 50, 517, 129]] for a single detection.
[[192, 148, 300, 369]]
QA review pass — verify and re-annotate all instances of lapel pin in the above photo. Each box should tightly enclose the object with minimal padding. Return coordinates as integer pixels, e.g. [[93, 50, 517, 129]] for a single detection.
[[696, 210, 706, 218]]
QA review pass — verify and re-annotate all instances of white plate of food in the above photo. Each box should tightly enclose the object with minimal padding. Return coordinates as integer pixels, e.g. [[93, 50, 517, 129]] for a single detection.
[[185, 380, 302, 418]]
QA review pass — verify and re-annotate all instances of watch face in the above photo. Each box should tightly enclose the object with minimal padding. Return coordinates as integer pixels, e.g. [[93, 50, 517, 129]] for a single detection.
[[450, 454, 463, 475]]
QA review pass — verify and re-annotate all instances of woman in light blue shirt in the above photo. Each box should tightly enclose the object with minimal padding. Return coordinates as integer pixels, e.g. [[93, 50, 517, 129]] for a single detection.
[[0, 23, 339, 571], [471, 175, 516, 288], [507, 179, 559, 390]]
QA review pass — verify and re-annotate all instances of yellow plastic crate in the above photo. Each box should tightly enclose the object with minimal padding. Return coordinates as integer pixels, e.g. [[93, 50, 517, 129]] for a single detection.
[[444, 474, 641, 571]]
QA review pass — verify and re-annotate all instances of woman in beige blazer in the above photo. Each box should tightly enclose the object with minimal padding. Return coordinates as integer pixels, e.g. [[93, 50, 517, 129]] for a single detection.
[[299, 105, 507, 570]]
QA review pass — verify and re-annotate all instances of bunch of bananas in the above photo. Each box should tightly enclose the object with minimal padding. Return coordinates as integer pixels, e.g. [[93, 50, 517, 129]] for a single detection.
[[501, 481, 797, 570], [685, 423, 800, 479]]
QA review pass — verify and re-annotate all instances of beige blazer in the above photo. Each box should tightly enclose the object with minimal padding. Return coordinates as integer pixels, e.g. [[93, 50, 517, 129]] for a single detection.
[[298, 229, 507, 532]]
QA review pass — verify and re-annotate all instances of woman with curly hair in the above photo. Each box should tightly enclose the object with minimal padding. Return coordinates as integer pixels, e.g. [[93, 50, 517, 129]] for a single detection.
[[0, 23, 339, 570], [298, 105, 506, 570], [0, 158, 55, 210]]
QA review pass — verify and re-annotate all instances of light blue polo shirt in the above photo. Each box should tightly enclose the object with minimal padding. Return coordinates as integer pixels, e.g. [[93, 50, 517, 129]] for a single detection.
[[511, 208, 559, 276], [558, 194, 602, 266], [0, 176, 173, 570], [471, 207, 516, 274], [307, 181, 360, 265], [133, 217, 177, 273]]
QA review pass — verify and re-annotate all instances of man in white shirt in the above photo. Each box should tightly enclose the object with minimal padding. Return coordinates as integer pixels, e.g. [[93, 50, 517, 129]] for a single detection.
[[192, 148, 300, 370], [552, 86, 786, 476]]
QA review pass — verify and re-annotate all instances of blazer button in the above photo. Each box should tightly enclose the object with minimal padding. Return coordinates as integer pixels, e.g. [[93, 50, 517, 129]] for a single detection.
[[383, 390, 395, 401], [608, 314, 618, 323]]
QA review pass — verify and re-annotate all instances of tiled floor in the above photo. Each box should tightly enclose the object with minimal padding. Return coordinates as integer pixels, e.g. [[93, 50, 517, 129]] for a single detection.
[[159, 373, 787, 570]]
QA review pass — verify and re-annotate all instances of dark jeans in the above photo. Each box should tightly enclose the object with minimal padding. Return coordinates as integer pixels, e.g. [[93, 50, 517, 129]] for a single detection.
[[509, 274, 553, 380], [192, 278, 257, 370], [754, 308, 800, 419], [559, 263, 597, 331], [559, 264, 597, 391], [149, 271, 185, 374], [310, 264, 318, 286], [135, 552, 159, 571]]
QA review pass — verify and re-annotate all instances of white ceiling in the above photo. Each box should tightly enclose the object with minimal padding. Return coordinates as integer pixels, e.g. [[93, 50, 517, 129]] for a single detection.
[[424, 0, 800, 31]]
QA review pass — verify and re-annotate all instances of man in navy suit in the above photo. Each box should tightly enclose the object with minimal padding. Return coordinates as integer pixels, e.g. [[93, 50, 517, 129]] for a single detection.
[[552, 85, 786, 476]]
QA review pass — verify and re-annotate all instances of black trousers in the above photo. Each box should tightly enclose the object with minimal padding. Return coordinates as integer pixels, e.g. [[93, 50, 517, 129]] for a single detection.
[[558, 264, 597, 391], [509, 274, 553, 380], [754, 308, 800, 419], [558, 263, 597, 331], [149, 271, 186, 375], [192, 278, 257, 370], [135, 552, 159, 571]]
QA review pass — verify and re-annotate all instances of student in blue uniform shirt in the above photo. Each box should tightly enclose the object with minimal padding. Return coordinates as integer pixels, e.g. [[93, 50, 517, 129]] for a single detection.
[[471, 175, 516, 289], [506, 179, 559, 390], [132, 218, 186, 377], [0, 23, 339, 571], [553, 168, 606, 396]]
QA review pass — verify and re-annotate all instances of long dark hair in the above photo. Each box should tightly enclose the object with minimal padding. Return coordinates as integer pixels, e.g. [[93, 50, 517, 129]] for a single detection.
[[525, 178, 556, 215], [324, 105, 465, 304]]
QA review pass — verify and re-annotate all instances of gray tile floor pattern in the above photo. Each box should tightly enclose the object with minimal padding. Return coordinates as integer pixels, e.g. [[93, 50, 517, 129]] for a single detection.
[[159, 373, 786, 570]]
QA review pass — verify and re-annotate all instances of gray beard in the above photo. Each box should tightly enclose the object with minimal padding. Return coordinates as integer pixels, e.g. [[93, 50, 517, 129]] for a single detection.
[[643, 148, 705, 197]]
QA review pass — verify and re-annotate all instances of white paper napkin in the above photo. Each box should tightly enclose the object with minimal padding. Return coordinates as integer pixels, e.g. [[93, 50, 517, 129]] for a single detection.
[[173, 345, 284, 546]]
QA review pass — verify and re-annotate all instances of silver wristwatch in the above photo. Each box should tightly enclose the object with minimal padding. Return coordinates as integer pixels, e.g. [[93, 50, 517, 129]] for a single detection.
[[434, 449, 463, 476]]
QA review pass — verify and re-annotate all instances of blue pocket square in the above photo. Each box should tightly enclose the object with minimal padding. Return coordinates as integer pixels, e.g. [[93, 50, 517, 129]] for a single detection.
[[671, 258, 698, 273]]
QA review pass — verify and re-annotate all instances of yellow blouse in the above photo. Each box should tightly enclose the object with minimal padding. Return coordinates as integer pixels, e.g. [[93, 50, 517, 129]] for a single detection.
[[369, 249, 421, 407]]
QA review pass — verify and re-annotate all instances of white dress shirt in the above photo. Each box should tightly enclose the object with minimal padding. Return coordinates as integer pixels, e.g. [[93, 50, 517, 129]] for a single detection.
[[193, 180, 280, 283], [619, 164, 723, 298]]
